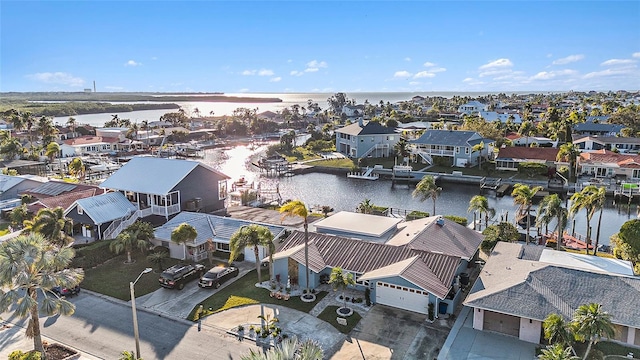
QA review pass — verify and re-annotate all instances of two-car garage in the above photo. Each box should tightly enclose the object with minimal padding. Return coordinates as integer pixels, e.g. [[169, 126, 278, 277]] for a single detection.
[[375, 281, 430, 315]]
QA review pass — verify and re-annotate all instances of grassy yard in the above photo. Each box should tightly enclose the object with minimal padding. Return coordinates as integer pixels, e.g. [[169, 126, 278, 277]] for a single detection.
[[317, 306, 362, 334], [81, 251, 221, 300], [306, 158, 356, 168], [187, 269, 328, 321]]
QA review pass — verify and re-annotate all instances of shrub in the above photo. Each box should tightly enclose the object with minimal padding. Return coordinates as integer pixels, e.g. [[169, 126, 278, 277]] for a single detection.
[[444, 215, 468, 226], [9, 350, 41, 360], [71, 239, 117, 268], [518, 162, 547, 177], [406, 210, 429, 220], [237, 325, 244, 332]]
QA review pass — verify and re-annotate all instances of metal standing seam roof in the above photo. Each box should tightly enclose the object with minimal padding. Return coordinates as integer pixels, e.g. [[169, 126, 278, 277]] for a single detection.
[[387, 216, 484, 260], [71, 192, 137, 225], [335, 122, 396, 136], [0, 175, 28, 193], [280, 231, 460, 299], [153, 212, 287, 247], [410, 130, 481, 147], [26, 181, 77, 196], [100, 157, 230, 195]]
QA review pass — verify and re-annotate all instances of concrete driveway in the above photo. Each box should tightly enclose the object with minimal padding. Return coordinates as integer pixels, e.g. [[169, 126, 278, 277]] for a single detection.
[[331, 305, 451, 360], [136, 262, 254, 319]]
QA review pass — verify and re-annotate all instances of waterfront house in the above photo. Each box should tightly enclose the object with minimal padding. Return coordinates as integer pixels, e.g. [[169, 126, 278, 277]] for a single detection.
[[342, 104, 365, 118], [60, 135, 140, 157], [65, 192, 137, 240], [409, 130, 493, 167], [508, 135, 556, 148], [495, 147, 560, 172], [0, 174, 46, 202], [335, 120, 399, 158], [464, 242, 640, 346], [578, 150, 640, 180], [99, 157, 230, 237], [22, 180, 106, 214], [458, 101, 488, 115], [272, 214, 483, 315], [478, 111, 522, 124], [573, 122, 624, 137], [151, 211, 286, 262], [574, 136, 640, 154]]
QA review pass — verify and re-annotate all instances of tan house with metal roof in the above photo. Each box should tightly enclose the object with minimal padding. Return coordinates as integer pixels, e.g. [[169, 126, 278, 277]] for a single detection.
[[273, 214, 483, 316]]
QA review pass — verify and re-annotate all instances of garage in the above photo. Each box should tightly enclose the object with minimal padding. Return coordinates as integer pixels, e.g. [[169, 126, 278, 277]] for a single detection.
[[483, 310, 520, 337], [375, 281, 429, 315]]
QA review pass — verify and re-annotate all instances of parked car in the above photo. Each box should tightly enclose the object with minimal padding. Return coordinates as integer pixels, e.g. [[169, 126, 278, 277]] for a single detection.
[[159, 263, 206, 290], [198, 266, 239, 289], [52, 285, 80, 297]]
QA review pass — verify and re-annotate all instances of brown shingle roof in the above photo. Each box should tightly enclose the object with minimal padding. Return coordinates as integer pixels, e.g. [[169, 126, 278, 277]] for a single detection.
[[29, 188, 104, 213]]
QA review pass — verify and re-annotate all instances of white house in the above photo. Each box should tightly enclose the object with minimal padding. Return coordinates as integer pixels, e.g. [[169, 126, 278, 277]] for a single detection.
[[458, 101, 488, 115]]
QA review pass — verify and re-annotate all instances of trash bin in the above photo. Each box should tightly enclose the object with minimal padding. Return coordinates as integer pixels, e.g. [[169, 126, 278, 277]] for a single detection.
[[459, 273, 470, 286], [439, 302, 448, 314]]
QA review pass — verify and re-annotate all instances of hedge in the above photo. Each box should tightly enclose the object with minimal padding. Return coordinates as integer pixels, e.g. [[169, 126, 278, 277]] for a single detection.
[[444, 215, 468, 226]]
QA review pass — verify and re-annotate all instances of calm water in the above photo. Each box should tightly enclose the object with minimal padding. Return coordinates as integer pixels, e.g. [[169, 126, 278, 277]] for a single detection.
[[201, 146, 638, 245], [53, 91, 548, 127]]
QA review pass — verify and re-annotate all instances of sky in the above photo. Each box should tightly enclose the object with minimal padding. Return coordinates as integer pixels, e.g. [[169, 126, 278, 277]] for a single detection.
[[1, 1, 639, 93]]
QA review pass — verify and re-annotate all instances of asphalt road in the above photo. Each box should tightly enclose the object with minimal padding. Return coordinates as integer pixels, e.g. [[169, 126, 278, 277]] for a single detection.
[[2, 291, 256, 360]]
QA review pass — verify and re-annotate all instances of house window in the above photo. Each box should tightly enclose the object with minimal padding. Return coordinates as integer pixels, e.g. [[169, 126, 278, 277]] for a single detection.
[[465, 147, 469, 154], [360, 139, 364, 142], [456, 147, 460, 153], [77, 206, 83, 215], [216, 243, 230, 252], [218, 180, 227, 200]]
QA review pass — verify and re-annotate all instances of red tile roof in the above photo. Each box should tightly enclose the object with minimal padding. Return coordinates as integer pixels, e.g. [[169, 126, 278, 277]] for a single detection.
[[580, 150, 640, 167]]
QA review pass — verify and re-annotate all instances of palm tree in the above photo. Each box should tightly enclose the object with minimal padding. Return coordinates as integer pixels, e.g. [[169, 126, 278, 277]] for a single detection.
[[571, 303, 614, 360], [590, 186, 606, 256], [229, 224, 274, 283], [329, 267, 356, 313], [537, 194, 568, 251], [412, 175, 442, 216], [280, 200, 310, 294], [0, 233, 84, 358], [23, 207, 74, 247], [472, 141, 485, 169], [110, 222, 152, 263], [468, 195, 495, 230], [557, 143, 580, 183], [68, 157, 85, 181], [511, 183, 543, 245], [357, 198, 374, 214], [66, 117, 77, 135], [240, 336, 323, 360], [570, 186, 601, 255], [538, 344, 579, 360], [171, 223, 198, 260], [394, 137, 409, 160], [543, 313, 574, 351], [45, 142, 61, 178], [518, 120, 535, 146], [147, 249, 169, 272], [9, 204, 30, 230]]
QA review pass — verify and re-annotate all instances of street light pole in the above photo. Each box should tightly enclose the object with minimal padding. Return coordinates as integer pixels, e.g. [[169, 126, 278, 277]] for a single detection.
[[131, 267, 152, 360]]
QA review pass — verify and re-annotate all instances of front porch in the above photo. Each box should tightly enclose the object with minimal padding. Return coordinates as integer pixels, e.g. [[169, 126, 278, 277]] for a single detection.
[[123, 190, 182, 218]]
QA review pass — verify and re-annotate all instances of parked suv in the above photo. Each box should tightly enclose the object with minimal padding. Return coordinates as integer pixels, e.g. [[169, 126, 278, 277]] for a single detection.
[[159, 263, 205, 290], [198, 266, 239, 289], [52, 285, 80, 297]]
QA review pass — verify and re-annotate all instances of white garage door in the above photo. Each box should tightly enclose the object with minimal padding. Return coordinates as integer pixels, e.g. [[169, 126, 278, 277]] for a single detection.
[[375, 281, 429, 314]]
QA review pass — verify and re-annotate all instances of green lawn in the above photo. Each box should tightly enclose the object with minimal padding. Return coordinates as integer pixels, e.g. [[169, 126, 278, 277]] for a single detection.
[[306, 158, 356, 168], [187, 269, 328, 320], [317, 306, 362, 334], [82, 251, 214, 300]]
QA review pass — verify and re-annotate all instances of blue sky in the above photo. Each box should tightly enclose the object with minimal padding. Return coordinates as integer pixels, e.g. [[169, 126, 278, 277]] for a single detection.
[[1, 1, 639, 93]]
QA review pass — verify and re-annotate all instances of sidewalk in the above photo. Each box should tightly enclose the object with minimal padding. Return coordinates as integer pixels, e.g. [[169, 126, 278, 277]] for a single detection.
[[0, 321, 102, 360]]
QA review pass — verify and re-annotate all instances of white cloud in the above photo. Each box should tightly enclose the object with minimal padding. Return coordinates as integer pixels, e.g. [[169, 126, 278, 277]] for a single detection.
[[462, 77, 474, 83], [125, 60, 141, 67], [26, 72, 84, 87], [242, 70, 256, 76], [633, 52, 640, 59], [423, 62, 436, 67], [290, 70, 303, 77], [393, 71, 412, 78], [430, 67, 446, 73], [601, 59, 636, 66], [409, 81, 420, 85], [305, 60, 328, 73], [238, 88, 250, 93], [552, 54, 584, 65], [479, 58, 513, 70], [584, 66, 637, 79], [530, 69, 577, 80], [269, 77, 281, 82], [414, 71, 436, 79], [151, 57, 158, 60], [405, 57, 412, 62], [478, 59, 514, 78], [258, 69, 274, 76]]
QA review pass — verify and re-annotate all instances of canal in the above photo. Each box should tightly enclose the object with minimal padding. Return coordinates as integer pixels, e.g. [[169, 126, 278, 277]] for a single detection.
[[202, 145, 639, 246]]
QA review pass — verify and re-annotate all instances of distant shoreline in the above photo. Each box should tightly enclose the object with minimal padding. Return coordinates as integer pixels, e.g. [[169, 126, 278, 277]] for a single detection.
[[0, 92, 283, 103]]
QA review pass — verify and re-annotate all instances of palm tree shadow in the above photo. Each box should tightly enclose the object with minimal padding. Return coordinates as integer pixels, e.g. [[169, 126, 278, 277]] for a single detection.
[[43, 313, 60, 328]]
